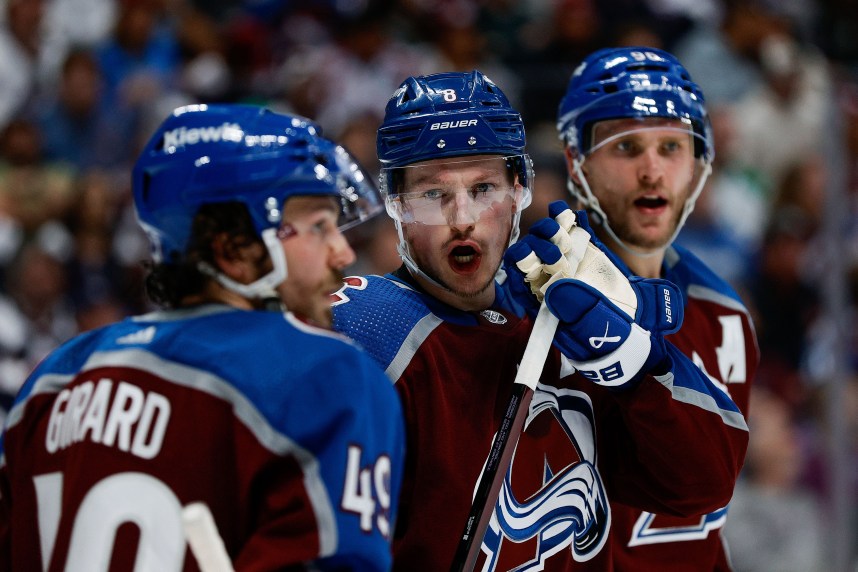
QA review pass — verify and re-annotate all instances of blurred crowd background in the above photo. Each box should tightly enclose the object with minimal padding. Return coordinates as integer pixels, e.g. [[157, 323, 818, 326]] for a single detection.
[[0, 0, 856, 570]]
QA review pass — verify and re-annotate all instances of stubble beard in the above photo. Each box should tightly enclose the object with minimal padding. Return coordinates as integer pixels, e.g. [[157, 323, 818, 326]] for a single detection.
[[409, 245, 496, 302], [607, 199, 684, 252], [425, 259, 495, 300]]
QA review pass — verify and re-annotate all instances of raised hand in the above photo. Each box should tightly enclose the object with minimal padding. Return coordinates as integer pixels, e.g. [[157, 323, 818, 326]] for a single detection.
[[504, 201, 683, 388]]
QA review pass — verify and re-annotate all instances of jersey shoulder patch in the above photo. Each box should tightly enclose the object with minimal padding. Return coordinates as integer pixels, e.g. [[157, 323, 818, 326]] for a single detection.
[[665, 245, 749, 312], [332, 275, 436, 372]]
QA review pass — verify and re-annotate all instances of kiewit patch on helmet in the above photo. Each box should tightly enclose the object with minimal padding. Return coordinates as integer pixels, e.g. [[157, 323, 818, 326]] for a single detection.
[[161, 123, 244, 150]]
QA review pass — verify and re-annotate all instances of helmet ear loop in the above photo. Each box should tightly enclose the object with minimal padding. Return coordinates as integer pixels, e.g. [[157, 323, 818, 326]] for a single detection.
[[384, 195, 404, 222], [568, 151, 608, 225], [504, 155, 533, 251], [198, 227, 289, 301], [507, 181, 530, 246]]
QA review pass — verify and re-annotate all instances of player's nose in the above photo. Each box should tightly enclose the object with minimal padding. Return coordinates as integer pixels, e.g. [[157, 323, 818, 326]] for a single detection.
[[329, 231, 356, 270], [637, 147, 665, 184], [446, 191, 478, 229]]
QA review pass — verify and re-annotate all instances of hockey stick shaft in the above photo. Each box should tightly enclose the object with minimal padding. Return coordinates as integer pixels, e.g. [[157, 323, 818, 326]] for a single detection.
[[182, 502, 235, 572], [450, 303, 560, 571]]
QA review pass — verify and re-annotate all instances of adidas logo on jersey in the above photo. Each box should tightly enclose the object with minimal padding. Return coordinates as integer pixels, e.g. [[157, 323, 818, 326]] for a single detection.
[[117, 326, 156, 345], [162, 122, 243, 149]]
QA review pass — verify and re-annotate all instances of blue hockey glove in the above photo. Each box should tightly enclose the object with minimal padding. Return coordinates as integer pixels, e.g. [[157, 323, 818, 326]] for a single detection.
[[504, 204, 592, 317], [505, 201, 683, 388]]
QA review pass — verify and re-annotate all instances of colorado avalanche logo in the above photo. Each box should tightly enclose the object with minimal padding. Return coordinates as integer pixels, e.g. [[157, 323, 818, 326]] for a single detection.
[[479, 385, 610, 570]]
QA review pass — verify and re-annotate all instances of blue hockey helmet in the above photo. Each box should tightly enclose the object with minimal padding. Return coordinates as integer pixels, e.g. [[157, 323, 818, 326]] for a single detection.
[[557, 47, 713, 163], [375, 71, 533, 287], [556, 48, 714, 256], [134, 103, 381, 263], [377, 70, 533, 194], [132, 103, 382, 297]]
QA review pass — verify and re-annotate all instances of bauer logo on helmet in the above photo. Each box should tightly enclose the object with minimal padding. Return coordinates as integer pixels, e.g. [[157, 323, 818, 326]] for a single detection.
[[429, 119, 479, 131]]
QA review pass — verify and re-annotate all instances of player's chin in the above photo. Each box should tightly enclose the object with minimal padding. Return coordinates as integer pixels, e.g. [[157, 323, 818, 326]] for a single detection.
[[295, 291, 336, 329], [629, 230, 673, 251], [316, 308, 334, 329], [448, 271, 495, 300], [307, 303, 334, 329], [627, 218, 676, 247]]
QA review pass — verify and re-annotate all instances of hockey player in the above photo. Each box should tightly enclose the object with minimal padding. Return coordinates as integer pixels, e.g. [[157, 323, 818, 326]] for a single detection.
[[545, 47, 759, 570], [332, 70, 749, 570], [0, 104, 405, 571]]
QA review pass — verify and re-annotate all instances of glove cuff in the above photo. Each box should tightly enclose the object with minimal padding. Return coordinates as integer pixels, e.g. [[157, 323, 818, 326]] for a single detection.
[[630, 278, 683, 335], [568, 323, 652, 388]]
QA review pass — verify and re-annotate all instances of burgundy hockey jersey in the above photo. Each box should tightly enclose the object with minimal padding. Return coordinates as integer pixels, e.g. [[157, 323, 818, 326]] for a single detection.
[[607, 244, 758, 571], [332, 266, 749, 571], [0, 305, 405, 571]]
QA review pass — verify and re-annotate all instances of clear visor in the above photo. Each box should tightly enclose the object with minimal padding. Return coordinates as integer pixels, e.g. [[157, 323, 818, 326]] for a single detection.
[[382, 156, 526, 226], [585, 121, 706, 161], [330, 145, 385, 231], [569, 120, 714, 257]]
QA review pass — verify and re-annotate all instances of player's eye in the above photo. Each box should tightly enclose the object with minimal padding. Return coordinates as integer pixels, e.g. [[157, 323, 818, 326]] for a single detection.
[[304, 215, 337, 238], [311, 218, 337, 237], [615, 139, 640, 155], [661, 139, 683, 154], [420, 189, 445, 201], [471, 182, 495, 197]]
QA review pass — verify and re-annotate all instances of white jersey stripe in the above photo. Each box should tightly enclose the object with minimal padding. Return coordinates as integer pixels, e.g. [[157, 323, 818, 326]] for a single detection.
[[386, 314, 443, 382]]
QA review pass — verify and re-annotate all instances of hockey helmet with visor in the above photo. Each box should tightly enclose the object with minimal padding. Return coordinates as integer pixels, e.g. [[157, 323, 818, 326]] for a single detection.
[[133, 103, 382, 299], [556, 47, 714, 255], [376, 71, 533, 282]]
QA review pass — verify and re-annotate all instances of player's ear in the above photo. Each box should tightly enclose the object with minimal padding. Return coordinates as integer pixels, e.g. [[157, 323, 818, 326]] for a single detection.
[[513, 182, 524, 213], [210, 232, 264, 284], [564, 147, 585, 187]]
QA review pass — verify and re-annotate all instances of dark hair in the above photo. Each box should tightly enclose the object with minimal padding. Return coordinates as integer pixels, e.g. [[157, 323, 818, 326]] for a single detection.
[[144, 202, 261, 308]]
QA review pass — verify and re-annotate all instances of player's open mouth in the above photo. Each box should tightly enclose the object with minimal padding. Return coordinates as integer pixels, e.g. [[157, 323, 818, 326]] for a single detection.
[[634, 195, 667, 211], [449, 245, 481, 273]]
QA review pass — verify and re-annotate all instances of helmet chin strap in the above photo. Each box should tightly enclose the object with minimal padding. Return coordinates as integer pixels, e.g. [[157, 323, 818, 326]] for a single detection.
[[570, 156, 712, 260], [198, 228, 289, 302]]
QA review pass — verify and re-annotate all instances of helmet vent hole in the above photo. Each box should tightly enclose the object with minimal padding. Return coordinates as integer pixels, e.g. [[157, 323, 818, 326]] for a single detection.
[[387, 135, 417, 149], [626, 63, 669, 73], [142, 172, 152, 202]]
